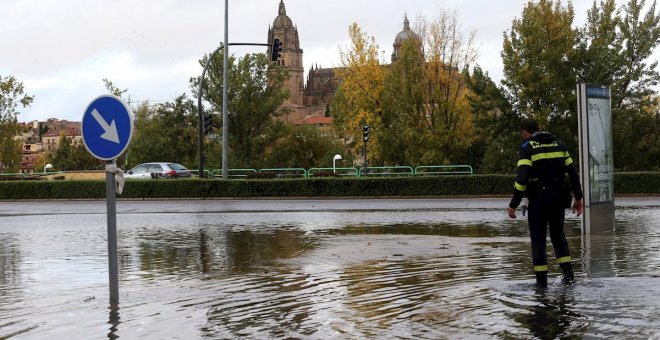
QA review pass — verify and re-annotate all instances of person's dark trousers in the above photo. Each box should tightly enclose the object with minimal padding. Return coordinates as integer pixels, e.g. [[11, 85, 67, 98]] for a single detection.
[[527, 192, 572, 284]]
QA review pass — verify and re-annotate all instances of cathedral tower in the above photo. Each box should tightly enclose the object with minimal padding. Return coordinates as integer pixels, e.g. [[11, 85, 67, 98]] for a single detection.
[[268, 0, 304, 106]]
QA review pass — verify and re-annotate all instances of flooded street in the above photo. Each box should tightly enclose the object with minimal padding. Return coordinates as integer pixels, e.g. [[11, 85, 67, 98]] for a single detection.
[[1, 199, 659, 339]]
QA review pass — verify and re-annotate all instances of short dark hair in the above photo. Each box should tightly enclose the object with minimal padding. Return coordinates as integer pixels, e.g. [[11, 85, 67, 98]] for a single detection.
[[520, 118, 539, 133]]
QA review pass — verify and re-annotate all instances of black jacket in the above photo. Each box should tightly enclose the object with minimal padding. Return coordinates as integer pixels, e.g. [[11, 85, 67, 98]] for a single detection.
[[509, 131, 583, 209]]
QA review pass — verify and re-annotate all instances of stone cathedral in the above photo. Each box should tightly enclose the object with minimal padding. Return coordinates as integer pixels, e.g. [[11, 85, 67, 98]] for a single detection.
[[267, 0, 420, 125]]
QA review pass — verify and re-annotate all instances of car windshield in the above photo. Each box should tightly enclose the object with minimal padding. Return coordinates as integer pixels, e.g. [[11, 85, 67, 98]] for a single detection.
[[131, 165, 148, 173], [168, 163, 187, 170]]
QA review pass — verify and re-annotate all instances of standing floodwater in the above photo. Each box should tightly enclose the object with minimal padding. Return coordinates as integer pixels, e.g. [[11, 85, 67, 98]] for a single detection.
[[0, 199, 659, 338]]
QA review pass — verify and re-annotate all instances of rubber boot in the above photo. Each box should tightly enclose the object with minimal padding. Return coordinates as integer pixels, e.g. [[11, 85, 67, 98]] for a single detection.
[[560, 262, 575, 285], [535, 271, 548, 289]]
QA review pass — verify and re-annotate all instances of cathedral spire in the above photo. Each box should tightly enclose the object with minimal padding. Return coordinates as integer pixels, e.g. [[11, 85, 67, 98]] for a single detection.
[[279, 0, 286, 16]]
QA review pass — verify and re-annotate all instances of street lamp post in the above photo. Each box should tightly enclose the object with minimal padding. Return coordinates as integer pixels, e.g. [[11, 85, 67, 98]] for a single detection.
[[222, 0, 229, 180], [332, 154, 342, 173]]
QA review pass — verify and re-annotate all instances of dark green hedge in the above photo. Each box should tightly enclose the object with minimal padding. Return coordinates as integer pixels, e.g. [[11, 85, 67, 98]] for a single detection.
[[0, 180, 106, 199], [614, 171, 660, 194], [0, 172, 658, 200]]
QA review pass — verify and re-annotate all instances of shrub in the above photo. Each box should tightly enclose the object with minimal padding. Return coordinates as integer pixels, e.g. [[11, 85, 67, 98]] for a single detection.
[[0, 172, 657, 200], [310, 171, 340, 178], [245, 172, 277, 180]]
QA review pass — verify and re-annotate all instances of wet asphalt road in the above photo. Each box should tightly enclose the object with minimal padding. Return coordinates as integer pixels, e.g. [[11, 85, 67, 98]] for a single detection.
[[1, 197, 658, 215]]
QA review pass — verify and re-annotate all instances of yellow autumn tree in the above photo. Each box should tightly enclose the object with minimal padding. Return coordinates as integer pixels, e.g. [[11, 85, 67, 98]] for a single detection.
[[421, 8, 479, 163], [332, 23, 386, 165]]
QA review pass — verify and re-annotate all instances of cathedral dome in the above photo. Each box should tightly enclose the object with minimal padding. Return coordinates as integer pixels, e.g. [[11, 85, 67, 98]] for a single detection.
[[394, 15, 420, 45], [391, 14, 422, 62], [273, 0, 293, 27]]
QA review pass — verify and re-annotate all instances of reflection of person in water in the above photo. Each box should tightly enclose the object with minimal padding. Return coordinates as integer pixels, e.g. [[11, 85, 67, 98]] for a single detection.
[[516, 289, 586, 339]]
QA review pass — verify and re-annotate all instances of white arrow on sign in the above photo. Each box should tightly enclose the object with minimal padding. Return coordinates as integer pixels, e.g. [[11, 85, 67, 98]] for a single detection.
[[91, 108, 120, 143]]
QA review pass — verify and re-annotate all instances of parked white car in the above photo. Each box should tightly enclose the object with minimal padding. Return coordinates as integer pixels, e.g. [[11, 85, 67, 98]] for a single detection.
[[125, 162, 192, 179]]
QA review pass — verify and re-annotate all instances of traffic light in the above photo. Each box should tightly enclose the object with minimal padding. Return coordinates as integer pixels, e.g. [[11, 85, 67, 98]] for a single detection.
[[270, 37, 282, 61], [363, 124, 370, 142], [203, 112, 213, 135]]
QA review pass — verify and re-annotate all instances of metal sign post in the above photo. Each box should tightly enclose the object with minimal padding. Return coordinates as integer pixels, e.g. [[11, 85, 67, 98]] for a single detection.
[[82, 95, 134, 305], [105, 160, 119, 304], [577, 84, 615, 234]]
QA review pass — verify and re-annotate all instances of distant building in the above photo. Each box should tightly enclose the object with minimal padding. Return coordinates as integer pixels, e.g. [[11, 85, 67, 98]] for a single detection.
[[267, 1, 421, 125], [15, 119, 82, 173], [42, 119, 82, 152]]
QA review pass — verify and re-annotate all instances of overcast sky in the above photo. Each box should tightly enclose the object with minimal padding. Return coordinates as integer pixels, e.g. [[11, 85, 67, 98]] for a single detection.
[[0, 0, 649, 122]]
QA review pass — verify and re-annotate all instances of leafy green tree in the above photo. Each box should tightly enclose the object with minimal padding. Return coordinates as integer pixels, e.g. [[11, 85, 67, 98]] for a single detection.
[[580, 0, 660, 170], [70, 140, 102, 170], [501, 0, 660, 171], [0, 126, 22, 172], [464, 66, 519, 173], [611, 0, 659, 110], [381, 40, 429, 165], [51, 133, 100, 171], [576, 0, 622, 86], [263, 124, 344, 169], [0, 75, 33, 121], [502, 0, 579, 150], [191, 51, 289, 168], [51, 133, 73, 170], [0, 75, 33, 172], [126, 95, 198, 168]]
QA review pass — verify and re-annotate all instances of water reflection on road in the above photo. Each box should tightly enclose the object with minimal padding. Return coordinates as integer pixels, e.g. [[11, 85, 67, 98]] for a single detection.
[[0, 201, 659, 339]]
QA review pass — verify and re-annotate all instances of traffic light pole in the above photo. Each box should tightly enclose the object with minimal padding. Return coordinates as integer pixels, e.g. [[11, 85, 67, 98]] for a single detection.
[[364, 139, 368, 175], [362, 124, 370, 175], [196, 42, 273, 179]]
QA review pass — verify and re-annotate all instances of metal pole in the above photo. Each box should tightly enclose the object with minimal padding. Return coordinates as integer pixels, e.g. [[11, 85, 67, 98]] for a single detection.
[[363, 139, 368, 175], [222, 0, 230, 180], [197, 71, 205, 177], [105, 160, 119, 305]]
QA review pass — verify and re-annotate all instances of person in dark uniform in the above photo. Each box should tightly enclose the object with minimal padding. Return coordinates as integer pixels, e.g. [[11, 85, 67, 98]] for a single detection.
[[507, 118, 584, 288]]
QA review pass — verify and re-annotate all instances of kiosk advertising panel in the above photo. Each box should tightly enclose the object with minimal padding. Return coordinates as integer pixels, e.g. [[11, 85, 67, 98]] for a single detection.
[[577, 84, 615, 233]]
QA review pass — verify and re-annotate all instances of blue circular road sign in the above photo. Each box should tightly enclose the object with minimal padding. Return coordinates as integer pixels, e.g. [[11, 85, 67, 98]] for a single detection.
[[82, 95, 134, 160]]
